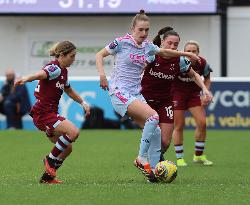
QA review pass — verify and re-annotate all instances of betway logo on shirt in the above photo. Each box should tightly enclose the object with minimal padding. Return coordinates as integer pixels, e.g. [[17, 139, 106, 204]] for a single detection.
[[149, 68, 175, 80]]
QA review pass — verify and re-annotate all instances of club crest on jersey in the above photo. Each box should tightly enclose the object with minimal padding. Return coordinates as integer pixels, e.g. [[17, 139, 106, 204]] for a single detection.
[[56, 81, 64, 90], [170, 64, 175, 70], [109, 40, 118, 49]]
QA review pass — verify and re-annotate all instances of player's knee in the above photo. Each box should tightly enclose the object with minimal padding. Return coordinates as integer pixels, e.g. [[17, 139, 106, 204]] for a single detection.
[[174, 124, 184, 132], [69, 128, 80, 142], [196, 119, 206, 130], [146, 113, 159, 125], [153, 113, 159, 122]]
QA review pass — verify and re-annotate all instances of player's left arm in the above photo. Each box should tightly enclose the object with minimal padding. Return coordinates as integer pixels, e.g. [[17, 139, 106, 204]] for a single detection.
[[187, 69, 213, 103], [204, 73, 211, 90], [64, 87, 90, 117], [201, 61, 213, 105], [14, 70, 47, 88], [203, 62, 212, 90], [201, 74, 212, 106]]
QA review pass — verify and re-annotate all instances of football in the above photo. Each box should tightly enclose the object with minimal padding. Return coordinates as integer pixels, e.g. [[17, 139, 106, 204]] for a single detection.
[[154, 160, 178, 183]]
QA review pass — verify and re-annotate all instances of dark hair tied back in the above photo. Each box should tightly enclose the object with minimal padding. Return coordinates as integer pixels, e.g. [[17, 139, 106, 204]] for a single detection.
[[153, 26, 179, 47], [158, 26, 173, 35], [153, 26, 173, 47]]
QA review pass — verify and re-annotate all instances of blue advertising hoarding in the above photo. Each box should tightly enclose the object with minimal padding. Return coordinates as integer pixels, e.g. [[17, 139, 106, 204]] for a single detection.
[[185, 78, 250, 130], [0, 77, 249, 130], [0, 77, 116, 130]]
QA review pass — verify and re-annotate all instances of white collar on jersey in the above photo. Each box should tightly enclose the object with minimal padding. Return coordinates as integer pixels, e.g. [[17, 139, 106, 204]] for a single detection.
[[127, 33, 147, 48]]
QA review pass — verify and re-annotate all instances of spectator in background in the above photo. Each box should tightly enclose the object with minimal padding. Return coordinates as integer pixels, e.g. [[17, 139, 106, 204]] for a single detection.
[[0, 68, 31, 129], [81, 106, 139, 129]]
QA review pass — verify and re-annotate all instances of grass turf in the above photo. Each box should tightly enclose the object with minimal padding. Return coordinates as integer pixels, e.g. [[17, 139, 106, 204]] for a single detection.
[[0, 130, 249, 205]]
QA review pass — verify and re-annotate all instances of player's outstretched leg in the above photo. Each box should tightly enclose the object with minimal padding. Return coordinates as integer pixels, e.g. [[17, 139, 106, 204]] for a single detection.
[[135, 114, 159, 182], [148, 126, 161, 168]]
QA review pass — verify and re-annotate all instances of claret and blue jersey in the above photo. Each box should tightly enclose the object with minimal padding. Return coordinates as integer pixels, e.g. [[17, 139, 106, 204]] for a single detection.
[[173, 56, 212, 92], [33, 60, 70, 112], [141, 55, 191, 101]]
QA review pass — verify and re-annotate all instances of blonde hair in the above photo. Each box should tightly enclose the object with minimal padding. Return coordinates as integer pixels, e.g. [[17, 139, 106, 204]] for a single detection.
[[184, 40, 200, 53], [49, 41, 76, 58], [131, 9, 149, 29]]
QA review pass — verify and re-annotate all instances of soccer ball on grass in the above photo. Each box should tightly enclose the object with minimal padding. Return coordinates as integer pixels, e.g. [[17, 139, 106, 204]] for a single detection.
[[154, 160, 177, 183]]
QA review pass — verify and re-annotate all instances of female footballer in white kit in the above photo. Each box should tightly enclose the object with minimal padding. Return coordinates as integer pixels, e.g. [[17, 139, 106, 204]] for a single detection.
[[96, 10, 200, 182]]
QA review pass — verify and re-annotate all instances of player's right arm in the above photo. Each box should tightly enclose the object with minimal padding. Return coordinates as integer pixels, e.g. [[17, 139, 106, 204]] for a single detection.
[[96, 48, 110, 91], [187, 69, 213, 104], [146, 42, 200, 64], [14, 70, 47, 87], [158, 48, 200, 63], [96, 38, 122, 91]]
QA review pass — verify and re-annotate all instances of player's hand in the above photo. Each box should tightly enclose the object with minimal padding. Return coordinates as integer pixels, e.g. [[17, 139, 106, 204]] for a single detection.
[[14, 78, 26, 90], [201, 89, 213, 106], [100, 75, 109, 91], [13, 78, 26, 91], [81, 101, 90, 118], [188, 52, 201, 64]]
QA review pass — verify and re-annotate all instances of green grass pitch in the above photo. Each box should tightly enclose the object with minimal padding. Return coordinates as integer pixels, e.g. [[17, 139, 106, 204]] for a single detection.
[[0, 130, 250, 205]]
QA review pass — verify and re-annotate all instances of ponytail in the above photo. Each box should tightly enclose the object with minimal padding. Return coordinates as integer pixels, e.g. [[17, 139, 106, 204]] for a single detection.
[[49, 42, 60, 57], [152, 26, 173, 47]]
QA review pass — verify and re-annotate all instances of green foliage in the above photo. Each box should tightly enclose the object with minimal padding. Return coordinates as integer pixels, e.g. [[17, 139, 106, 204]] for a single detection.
[[0, 130, 250, 205]]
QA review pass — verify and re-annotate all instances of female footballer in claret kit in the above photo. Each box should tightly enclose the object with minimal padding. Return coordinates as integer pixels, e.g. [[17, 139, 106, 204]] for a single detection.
[[15, 41, 90, 184], [141, 27, 213, 166], [172, 40, 213, 166]]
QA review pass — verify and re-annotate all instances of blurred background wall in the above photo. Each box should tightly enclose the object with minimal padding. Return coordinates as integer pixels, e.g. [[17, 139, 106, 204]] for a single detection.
[[0, 15, 221, 76]]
